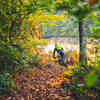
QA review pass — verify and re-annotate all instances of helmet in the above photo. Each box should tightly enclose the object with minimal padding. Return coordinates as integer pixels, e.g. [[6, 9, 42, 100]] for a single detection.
[[55, 44, 57, 46]]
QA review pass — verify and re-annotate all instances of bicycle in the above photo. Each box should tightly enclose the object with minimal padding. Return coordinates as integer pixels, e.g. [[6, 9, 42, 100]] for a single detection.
[[54, 54, 68, 68]]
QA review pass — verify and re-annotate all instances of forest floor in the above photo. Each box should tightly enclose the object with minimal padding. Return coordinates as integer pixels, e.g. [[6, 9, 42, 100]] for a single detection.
[[0, 51, 99, 100], [0, 52, 76, 100]]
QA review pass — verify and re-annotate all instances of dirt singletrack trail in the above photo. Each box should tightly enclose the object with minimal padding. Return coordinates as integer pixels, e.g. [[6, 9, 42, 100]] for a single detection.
[[1, 60, 74, 100]]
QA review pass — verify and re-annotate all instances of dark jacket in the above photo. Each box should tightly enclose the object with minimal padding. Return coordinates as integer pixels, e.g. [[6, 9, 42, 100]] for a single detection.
[[53, 47, 64, 58]]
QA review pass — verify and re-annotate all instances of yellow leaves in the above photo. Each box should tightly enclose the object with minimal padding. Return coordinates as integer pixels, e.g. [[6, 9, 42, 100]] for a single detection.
[[49, 23, 58, 26], [23, 0, 30, 5], [27, 13, 65, 42], [8, 2, 11, 6], [33, 38, 49, 46], [63, 69, 73, 77], [51, 57, 58, 61], [50, 57, 60, 65], [57, 0, 63, 3], [17, 2, 20, 5], [30, 47, 35, 51], [39, 39, 49, 46], [72, 50, 79, 65], [63, 65, 77, 77], [13, 41, 17, 45], [92, 27, 100, 31], [67, 65, 73, 69], [28, 14, 65, 24], [29, 14, 33, 18]]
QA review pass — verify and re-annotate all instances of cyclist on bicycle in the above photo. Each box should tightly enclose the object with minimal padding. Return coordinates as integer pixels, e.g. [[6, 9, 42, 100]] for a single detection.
[[53, 44, 68, 67]]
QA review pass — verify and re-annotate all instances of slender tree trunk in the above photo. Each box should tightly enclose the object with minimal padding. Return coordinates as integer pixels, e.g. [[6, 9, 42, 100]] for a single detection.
[[79, 20, 87, 67]]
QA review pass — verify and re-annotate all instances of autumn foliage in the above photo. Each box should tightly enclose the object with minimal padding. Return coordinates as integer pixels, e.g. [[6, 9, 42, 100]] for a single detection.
[[0, 0, 100, 99]]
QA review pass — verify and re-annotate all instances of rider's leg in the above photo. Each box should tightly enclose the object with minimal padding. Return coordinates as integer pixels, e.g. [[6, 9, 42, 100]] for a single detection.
[[62, 60, 68, 67], [60, 52, 68, 67], [58, 54, 62, 65]]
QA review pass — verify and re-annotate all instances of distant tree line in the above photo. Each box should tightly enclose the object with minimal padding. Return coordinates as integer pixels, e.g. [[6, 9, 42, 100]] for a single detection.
[[43, 18, 94, 38]]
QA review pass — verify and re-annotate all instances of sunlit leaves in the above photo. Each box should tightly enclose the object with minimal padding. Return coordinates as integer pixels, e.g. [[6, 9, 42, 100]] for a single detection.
[[63, 66, 74, 77], [56, 0, 63, 3], [28, 13, 65, 24]]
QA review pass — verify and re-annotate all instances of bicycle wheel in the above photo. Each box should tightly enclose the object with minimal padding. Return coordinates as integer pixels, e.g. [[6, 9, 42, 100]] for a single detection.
[[62, 60, 68, 67], [58, 55, 68, 67]]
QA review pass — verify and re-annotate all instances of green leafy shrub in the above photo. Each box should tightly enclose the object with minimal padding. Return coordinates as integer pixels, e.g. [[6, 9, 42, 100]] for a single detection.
[[86, 61, 100, 88], [0, 72, 18, 93]]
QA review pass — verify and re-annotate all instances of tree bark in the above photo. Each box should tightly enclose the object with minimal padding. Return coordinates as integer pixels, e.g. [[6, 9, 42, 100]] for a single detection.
[[79, 20, 87, 67]]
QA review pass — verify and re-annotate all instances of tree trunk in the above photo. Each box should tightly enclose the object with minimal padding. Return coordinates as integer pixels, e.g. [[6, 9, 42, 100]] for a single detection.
[[79, 20, 87, 67]]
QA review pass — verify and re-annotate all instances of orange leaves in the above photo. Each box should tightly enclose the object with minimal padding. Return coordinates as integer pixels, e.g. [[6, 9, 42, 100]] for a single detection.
[[9, 63, 71, 99], [41, 59, 48, 64], [0, 95, 5, 100], [39, 54, 51, 65], [46, 75, 70, 86]]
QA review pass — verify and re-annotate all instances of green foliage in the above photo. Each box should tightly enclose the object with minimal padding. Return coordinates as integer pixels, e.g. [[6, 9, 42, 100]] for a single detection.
[[0, 0, 56, 92], [25, 54, 39, 63], [85, 60, 100, 88], [56, 0, 91, 20], [86, 71, 98, 87], [85, 6, 100, 88], [71, 65, 86, 83], [0, 72, 18, 93], [0, 43, 27, 70]]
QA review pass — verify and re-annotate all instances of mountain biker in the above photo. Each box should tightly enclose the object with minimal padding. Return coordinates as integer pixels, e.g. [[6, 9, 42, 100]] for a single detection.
[[53, 44, 68, 67]]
